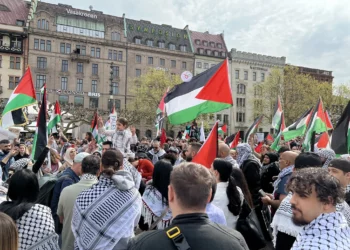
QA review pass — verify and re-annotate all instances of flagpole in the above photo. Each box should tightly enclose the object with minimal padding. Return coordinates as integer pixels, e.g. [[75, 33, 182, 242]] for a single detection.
[[311, 131, 315, 152], [216, 121, 219, 157]]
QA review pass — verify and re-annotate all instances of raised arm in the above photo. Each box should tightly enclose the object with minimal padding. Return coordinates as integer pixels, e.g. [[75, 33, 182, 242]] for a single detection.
[[97, 116, 115, 136]]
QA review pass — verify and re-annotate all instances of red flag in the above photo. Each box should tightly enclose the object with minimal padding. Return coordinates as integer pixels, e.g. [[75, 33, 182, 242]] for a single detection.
[[160, 128, 167, 146], [324, 110, 333, 130], [255, 141, 263, 153], [192, 121, 219, 168], [317, 132, 330, 148], [230, 132, 240, 149], [266, 133, 274, 141], [221, 124, 227, 133]]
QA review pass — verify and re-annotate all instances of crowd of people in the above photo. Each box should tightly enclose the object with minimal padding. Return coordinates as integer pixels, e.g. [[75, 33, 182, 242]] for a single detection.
[[0, 117, 350, 250]]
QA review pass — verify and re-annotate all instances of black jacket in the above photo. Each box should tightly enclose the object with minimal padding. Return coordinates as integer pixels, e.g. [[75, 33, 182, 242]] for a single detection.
[[128, 213, 249, 250], [241, 156, 261, 205], [260, 162, 280, 194]]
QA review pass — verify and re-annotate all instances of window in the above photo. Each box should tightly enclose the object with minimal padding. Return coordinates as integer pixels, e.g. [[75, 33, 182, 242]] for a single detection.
[[37, 57, 47, 69], [108, 99, 121, 111], [9, 76, 20, 89], [37, 19, 49, 30], [206, 50, 211, 56], [135, 38, 141, 44], [112, 66, 119, 77], [92, 64, 98, 75], [204, 63, 209, 69], [60, 43, 65, 54], [111, 32, 121, 41], [91, 80, 97, 92], [217, 43, 222, 49], [254, 100, 263, 110], [136, 55, 141, 63], [76, 79, 83, 91], [89, 98, 99, 108], [34, 39, 39, 49], [46, 40, 51, 52], [214, 51, 219, 56], [59, 95, 69, 105], [169, 44, 176, 50], [36, 75, 46, 88], [108, 49, 113, 60], [111, 82, 119, 95], [148, 57, 153, 65], [196, 62, 202, 68], [136, 69, 141, 77], [199, 48, 204, 54], [96, 48, 100, 58], [40, 40, 45, 50], [117, 51, 123, 61], [236, 98, 246, 107], [91, 47, 95, 57], [223, 115, 229, 124], [74, 96, 84, 106], [16, 20, 24, 26], [253, 72, 257, 81], [261, 73, 265, 82], [235, 70, 239, 79], [158, 41, 165, 48], [216, 114, 222, 121], [210, 42, 215, 47], [61, 77, 67, 90], [171, 60, 176, 68], [254, 86, 263, 96], [180, 45, 187, 52], [182, 62, 187, 69], [66, 44, 71, 54], [195, 40, 200, 45], [77, 63, 83, 73], [203, 41, 208, 46], [221, 52, 226, 57], [10, 57, 20, 69], [237, 84, 246, 94], [146, 40, 153, 47], [236, 112, 245, 122], [61, 60, 68, 72], [244, 71, 248, 80], [11, 37, 22, 48], [160, 58, 165, 66], [10, 56, 14, 69], [81, 46, 86, 55]]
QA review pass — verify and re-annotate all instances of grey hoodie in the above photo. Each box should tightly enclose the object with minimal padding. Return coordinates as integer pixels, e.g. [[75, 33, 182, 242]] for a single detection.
[[111, 170, 135, 191]]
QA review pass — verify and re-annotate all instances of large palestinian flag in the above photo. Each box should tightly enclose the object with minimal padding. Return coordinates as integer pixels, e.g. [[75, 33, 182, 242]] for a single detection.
[[164, 59, 232, 125], [271, 112, 286, 151], [47, 101, 61, 133], [272, 96, 282, 130], [244, 115, 263, 143], [331, 101, 350, 154], [282, 108, 312, 141], [0, 67, 36, 128], [303, 98, 327, 151], [31, 85, 47, 161]]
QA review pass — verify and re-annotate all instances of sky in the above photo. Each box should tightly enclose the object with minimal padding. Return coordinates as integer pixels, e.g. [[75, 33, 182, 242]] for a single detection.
[[45, 0, 350, 85]]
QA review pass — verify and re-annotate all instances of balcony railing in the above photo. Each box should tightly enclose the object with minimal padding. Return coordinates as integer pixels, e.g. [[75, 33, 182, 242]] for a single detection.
[[70, 53, 90, 63], [0, 45, 22, 54]]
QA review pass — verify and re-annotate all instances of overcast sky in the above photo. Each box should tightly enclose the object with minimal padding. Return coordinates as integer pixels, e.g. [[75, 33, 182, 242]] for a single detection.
[[46, 0, 350, 84]]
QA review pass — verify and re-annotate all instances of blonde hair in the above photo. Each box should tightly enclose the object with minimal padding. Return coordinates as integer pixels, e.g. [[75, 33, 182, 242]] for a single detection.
[[0, 212, 18, 250]]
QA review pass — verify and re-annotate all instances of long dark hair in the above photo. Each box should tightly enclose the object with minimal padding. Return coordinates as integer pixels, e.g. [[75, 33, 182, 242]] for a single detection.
[[151, 160, 173, 205], [231, 167, 253, 208], [0, 169, 39, 220], [213, 159, 241, 216]]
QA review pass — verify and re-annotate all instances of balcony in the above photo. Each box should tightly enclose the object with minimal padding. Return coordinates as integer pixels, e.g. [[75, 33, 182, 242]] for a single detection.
[[0, 45, 22, 54], [70, 53, 90, 63]]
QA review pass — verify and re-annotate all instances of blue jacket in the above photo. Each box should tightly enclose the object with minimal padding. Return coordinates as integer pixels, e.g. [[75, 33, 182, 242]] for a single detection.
[[0, 151, 14, 181], [50, 167, 80, 216]]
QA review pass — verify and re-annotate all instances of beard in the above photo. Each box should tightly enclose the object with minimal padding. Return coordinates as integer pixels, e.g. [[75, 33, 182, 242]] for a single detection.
[[291, 205, 309, 226], [186, 156, 192, 162], [2, 149, 10, 155]]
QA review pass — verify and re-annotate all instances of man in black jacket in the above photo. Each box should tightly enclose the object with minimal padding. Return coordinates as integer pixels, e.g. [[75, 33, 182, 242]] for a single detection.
[[128, 162, 248, 250]]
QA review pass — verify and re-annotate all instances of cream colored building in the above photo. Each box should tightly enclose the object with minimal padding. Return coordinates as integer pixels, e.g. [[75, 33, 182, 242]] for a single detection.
[[230, 48, 286, 136]]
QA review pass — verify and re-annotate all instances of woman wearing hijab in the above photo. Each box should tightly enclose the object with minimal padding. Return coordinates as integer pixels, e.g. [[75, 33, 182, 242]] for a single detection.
[[60, 147, 76, 172], [260, 153, 280, 193], [236, 143, 262, 205], [316, 148, 336, 168]]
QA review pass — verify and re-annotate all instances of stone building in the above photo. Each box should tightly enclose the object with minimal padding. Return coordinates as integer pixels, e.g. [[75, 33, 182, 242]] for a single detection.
[[230, 48, 286, 136], [0, 0, 29, 105], [295, 65, 333, 83]]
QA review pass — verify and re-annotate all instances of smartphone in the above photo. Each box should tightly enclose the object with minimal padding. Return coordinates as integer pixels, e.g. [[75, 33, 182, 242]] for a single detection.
[[259, 189, 267, 197]]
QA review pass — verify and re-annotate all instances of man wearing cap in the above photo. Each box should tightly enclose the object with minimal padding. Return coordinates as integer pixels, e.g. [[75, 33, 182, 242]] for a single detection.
[[51, 152, 90, 235], [328, 158, 350, 205], [57, 155, 100, 250], [168, 146, 184, 166]]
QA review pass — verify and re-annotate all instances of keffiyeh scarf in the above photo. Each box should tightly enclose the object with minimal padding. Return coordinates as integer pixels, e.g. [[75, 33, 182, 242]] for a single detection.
[[81, 173, 98, 181], [273, 165, 294, 195], [291, 212, 350, 250], [16, 204, 59, 250], [148, 149, 165, 165], [236, 143, 253, 167], [72, 176, 141, 250], [142, 186, 172, 229], [124, 158, 142, 189], [317, 149, 336, 168]]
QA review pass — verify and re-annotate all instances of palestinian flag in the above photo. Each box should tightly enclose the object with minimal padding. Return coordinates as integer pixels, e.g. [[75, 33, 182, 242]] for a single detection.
[[272, 96, 282, 130], [31, 85, 47, 161], [226, 132, 240, 149], [303, 98, 327, 151], [155, 91, 167, 135], [271, 112, 286, 151], [282, 108, 313, 141], [91, 112, 99, 140], [165, 59, 232, 125], [331, 101, 350, 154], [0, 67, 36, 128], [47, 101, 61, 133], [192, 121, 219, 168], [266, 133, 274, 141], [255, 141, 263, 153], [316, 132, 330, 149], [244, 115, 263, 143], [218, 124, 227, 135], [324, 110, 333, 130]]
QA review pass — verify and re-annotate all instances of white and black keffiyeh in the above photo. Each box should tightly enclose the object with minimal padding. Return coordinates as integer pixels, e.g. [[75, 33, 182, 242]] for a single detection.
[[16, 204, 59, 250], [72, 175, 141, 250], [273, 165, 293, 196], [124, 158, 141, 189], [142, 186, 172, 229], [80, 173, 98, 181], [148, 149, 166, 165], [291, 212, 350, 250], [316, 149, 336, 168], [236, 143, 253, 167], [10, 158, 31, 172]]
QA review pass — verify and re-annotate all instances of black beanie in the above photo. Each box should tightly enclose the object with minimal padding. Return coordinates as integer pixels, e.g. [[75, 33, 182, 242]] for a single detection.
[[329, 159, 350, 173]]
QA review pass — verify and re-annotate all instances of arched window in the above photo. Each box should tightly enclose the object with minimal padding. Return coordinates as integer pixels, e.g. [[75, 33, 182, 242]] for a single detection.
[[111, 32, 121, 41], [237, 84, 246, 94], [37, 19, 49, 30], [145, 129, 152, 139], [134, 37, 142, 44]]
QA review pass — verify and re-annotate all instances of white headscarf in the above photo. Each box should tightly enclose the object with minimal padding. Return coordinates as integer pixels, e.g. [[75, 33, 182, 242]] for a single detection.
[[63, 147, 75, 166]]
